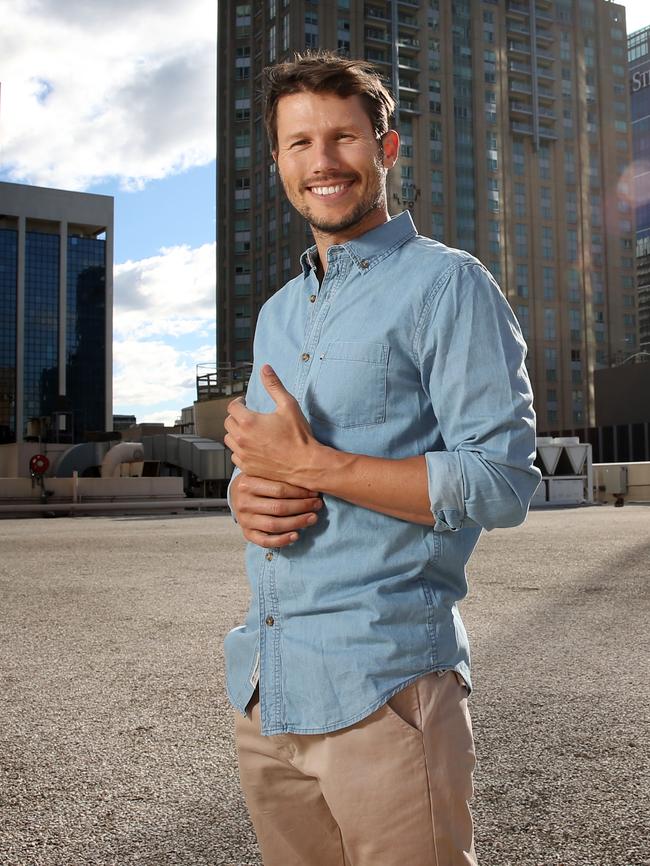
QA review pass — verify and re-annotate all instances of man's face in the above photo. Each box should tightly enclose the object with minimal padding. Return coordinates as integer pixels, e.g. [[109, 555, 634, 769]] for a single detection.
[[273, 91, 398, 238]]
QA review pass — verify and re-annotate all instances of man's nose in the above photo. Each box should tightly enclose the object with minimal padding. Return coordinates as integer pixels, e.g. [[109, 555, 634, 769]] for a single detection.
[[311, 139, 341, 173]]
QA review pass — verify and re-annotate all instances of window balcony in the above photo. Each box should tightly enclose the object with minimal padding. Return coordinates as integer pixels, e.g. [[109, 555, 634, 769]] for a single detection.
[[536, 66, 555, 80], [536, 27, 554, 43], [535, 7, 554, 22], [507, 21, 530, 36], [398, 56, 419, 69], [397, 15, 418, 29], [508, 40, 531, 54], [509, 79, 533, 94], [365, 28, 390, 43], [510, 100, 533, 115], [365, 6, 390, 22], [398, 77, 420, 92], [511, 121, 534, 135], [507, 1, 528, 16], [509, 60, 532, 75], [399, 99, 420, 114], [539, 125, 558, 140], [397, 35, 419, 50], [537, 84, 555, 101]]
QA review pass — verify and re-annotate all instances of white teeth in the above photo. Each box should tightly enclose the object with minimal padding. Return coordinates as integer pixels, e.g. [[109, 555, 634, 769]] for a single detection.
[[311, 184, 347, 196]]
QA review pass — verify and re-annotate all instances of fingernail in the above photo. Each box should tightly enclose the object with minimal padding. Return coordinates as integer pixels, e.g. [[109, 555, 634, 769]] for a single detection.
[[313, 499, 323, 510], [289, 532, 299, 542], [307, 514, 318, 525]]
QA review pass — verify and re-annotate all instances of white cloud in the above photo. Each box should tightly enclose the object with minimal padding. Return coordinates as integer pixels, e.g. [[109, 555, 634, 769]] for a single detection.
[[0, 0, 216, 190], [112, 243, 215, 418], [114, 242, 216, 338]]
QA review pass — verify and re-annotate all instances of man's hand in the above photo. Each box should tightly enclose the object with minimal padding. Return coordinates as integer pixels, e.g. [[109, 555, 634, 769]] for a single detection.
[[230, 473, 323, 548], [224, 365, 320, 487]]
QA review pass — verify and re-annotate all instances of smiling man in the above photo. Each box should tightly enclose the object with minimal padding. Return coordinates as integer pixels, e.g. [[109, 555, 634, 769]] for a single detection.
[[223, 52, 540, 866]]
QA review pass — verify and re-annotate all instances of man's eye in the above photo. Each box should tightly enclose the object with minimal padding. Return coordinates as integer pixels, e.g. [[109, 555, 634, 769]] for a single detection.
[[291, 140, 309, 148]]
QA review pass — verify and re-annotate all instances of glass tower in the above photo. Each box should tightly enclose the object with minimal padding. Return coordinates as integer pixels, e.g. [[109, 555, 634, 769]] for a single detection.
[[0, 229, 18, 443], [0, 182, 113, 443], [628, 25, 650, 353]]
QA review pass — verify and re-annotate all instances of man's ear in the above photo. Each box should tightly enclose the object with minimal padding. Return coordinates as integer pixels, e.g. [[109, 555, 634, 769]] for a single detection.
[[272, 150, 278, 163], [381, 130, 399, 169]]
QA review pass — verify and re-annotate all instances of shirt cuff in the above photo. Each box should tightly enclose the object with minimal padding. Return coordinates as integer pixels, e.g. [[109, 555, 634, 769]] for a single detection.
[[425, 450, 467, 532]]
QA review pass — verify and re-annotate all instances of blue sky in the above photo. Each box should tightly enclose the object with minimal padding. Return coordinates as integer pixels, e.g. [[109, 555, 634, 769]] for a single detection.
[[1, 0, 648, 425]]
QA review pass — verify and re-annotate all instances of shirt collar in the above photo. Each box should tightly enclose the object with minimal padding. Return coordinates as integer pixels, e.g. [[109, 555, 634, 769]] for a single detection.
[[300, 211, 417, 278]]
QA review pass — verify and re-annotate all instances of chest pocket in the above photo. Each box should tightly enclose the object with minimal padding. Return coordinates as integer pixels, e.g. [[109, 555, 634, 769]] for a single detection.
[[307, 340, 389, 428]]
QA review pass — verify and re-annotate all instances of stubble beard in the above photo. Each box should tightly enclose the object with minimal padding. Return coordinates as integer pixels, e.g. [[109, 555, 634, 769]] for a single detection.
[[284, 159, 387, 237]]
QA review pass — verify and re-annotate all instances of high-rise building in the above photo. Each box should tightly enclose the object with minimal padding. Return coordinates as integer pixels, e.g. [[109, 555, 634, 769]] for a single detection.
[[629, 25, 650, 353], [217, 0, 636, 431], [0, 182, 113, 444]]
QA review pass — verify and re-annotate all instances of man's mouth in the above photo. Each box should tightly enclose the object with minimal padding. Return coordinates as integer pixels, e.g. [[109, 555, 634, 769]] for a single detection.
[[306, 180, 354, 197]]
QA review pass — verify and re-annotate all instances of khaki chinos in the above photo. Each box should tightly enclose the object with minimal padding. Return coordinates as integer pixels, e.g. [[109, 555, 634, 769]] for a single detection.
[[234, 670, 478, 866]]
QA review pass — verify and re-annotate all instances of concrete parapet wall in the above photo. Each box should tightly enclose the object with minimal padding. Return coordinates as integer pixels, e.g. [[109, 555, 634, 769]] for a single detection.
[[0, 476, 184, 502], [593, 462, 650, 503]]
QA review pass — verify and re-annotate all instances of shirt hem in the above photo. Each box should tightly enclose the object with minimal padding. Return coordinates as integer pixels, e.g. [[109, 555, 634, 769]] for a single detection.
[[249, 663, 472, 736]]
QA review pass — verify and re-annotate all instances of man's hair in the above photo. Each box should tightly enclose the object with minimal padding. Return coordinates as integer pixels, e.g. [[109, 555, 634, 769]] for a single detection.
[[263, 51, 396, 152]]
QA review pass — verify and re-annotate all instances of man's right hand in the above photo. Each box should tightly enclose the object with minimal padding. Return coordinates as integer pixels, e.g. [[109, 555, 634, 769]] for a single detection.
[[230, 473, 323, 548]]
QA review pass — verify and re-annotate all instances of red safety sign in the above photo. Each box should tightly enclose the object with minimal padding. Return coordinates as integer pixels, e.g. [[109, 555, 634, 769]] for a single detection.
[[29, 454, 50, 475]]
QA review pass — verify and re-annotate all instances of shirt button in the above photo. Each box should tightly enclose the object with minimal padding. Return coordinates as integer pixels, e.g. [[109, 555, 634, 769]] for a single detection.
[[301, 352, 310, 362], [265, 615, 275, 627], [309, 294, 317, 303], [265, 551, 273, 561], [359, 259, 369, 269]]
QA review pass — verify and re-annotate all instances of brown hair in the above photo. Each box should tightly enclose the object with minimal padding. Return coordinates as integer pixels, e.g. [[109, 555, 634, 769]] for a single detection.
[[263, 51, 396, 152]]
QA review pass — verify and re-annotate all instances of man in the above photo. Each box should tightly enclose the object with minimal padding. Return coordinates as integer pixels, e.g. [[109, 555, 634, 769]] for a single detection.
[[223, 52, 541, 866]]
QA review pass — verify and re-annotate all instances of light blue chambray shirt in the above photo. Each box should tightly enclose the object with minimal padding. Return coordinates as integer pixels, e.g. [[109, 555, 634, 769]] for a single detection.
[[225, 211, 541, 736]]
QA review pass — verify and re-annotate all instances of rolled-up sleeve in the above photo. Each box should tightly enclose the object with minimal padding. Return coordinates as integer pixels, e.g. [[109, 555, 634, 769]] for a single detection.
[[416, 261, 541, 532]]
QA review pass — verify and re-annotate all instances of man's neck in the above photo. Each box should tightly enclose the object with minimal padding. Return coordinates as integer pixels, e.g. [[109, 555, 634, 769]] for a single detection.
[[311, 206, 391, 280]]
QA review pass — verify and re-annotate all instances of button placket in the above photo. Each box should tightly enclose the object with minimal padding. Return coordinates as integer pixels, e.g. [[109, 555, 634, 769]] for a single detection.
[[293, 264, 340, 405]]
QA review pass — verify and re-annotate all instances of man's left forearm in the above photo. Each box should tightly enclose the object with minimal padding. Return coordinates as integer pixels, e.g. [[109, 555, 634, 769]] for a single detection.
[[298, 444, 434, 526]]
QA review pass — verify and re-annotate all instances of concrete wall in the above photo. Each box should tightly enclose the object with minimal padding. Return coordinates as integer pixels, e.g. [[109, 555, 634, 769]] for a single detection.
[[0, 443, 70, 478], [593, 462, 650, 503], [0, 476, 184, 502], [193, 397, 232, 442]]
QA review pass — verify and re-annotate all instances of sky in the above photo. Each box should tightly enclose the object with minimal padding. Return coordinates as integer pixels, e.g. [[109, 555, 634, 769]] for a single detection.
[[0, 0, 649, 426]]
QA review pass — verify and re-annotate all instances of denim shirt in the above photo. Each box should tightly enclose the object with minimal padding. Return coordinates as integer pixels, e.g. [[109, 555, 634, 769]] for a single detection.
[[225, 211, 540, 735]]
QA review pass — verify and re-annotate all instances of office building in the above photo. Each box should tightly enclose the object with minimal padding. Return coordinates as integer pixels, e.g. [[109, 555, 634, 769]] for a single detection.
[[217, 0, 636, 430], [629, 25, 650, 353], [0, 182, 113, 443]]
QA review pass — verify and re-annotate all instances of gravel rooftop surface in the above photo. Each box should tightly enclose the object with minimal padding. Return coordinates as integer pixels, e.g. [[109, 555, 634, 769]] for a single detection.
[[1, 505, 648, 866]]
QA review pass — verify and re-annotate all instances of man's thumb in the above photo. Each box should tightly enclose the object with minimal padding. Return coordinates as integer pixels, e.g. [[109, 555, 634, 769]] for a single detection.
[[261, 364, 290, 405]]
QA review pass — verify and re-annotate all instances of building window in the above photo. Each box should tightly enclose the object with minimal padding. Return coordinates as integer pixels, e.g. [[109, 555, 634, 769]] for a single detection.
[[514, 182, 526, 218], [488, 219, 500, 254], [566, 229, 578, 262], [543, 267, 555, 300], [569, 308, 582, 341], [513, 140, 525, 176], [543, 308, 556, 341], [515, 223, 527, 258], [516, 263, 528, 298], [567, 268, 580, 302], [431, 170, 443, 206], [545, 347, 557, 381]]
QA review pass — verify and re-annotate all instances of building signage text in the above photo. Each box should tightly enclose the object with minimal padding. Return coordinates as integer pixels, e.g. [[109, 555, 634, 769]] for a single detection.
[[632, 68, 650, 92]]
